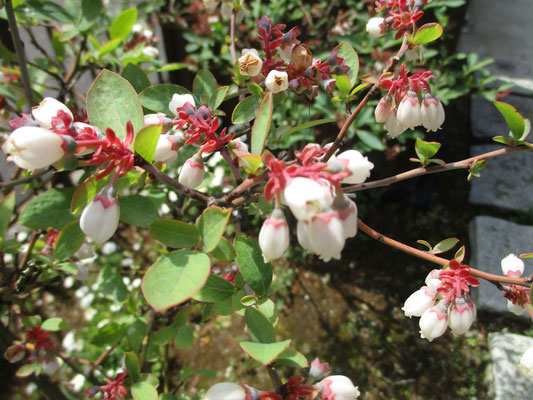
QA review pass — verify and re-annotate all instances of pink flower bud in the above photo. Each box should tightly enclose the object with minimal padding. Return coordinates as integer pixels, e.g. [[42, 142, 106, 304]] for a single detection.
[[179, 155, 205, 188], [448, 297, 476, 335], [2, 126, 65, 169], [283, 177, 334, 221], [365, 17, 385, 37], [32, 97, 73, 129], [317, 375, 361, 400], [374, 96, 393, 123], [309, 357, 329, 381], [334, 149, 374, 185], [520, 347, 533, 377], [169, 93, 196, 116], [308, 210, 345, 262], [333, 196, 358, 239], [397, 91, 422, 130], [153, 134, 177, 162], [238, 49, 263, 77], [265, 70, 289, 93], [42, 356, 61, 375], [205, 382, 246, 400], [384, 112, 405, 138], [258, 209, 290, 262], [501, 253, 525, 277], [420, 93, 445, 132], [4, 344, 25, 363], [80, 187, 120, 245], [419, 302, 448, 341], [402, 286, 437, 317]]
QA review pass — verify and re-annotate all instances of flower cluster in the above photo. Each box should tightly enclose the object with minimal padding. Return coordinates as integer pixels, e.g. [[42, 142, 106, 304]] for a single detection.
[[259, 145, 373, 262], [88, 372, 128, 400], [126, 24, 160, 58], [500, 254, 531, 316], [402, 260, 480, 341], [366, 0, 430, 39], [373, 65, 445, 137]]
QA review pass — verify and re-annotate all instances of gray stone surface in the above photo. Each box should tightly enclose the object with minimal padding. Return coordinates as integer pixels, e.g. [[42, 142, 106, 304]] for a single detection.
[[469, 216, 533, 316], [472, 96, 533, 139], [457, 0, 533, 91], [488, 333, 533, 400], [469, 145, 533, 211]]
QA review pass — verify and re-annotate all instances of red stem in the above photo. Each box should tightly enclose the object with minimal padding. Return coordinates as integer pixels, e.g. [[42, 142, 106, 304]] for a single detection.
[[76, 139, 106, 147]]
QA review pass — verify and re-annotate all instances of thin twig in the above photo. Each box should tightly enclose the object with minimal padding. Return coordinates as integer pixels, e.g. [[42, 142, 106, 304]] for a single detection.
[[266, 365, 283, 392], [5, 0, 34, 111], [0, 169, 48, 189], [229, 10, 238, 64], [139, 309, 155, 369], [56, 352, 102, 386], [17, 231, 38, 271], [220, 147, 242, 183]]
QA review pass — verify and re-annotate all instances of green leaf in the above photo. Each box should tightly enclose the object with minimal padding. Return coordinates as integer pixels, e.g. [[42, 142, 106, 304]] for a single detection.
[[132, 381, 158, 400], [141, 251, 211, 311], [210, 237, 236, 261], [152, 327, 177, 345], [16, 363, 38, 378], [119, 195, 159, 228], [77, 0, 103, 31], [0, 193, 15, 240], [334, 74, 351, 95], [334, 42, 359, 88], [415, 137, 441, 164], [19, 188, 76, 230], [193, 274, 234, 302], [98, 266, 129, 302], [239, 340, 290, 365], [196, 207, 232, 252], [124, 352, 141, 381], [234, 234, 272, 297], [208, 86, 229, 110], [42, 317, 70, 331], [97, 38, 122, 58], [91, 322, 126, 346], [140, 84, 193, 114], [417, 240, 432, 251], [133, 125, 162, 164], [492, 136, 510, 146], [245, 308, 276, 343], [232, 95, 262, 124], [520, 119, 531, 141], [25, 0, 73, 23], [174, 326, 194, 349], [110, 7, 137, 41], [281, 119, 336, 140], [122, 64, 151, 93], [350, 83, 370, 96], [494, 101, 525, 142], [356, 130, 386, 151], [240, 295, 256, 307], [149, 220, 201, 248], [431, 238, 459, 254], [414, 23, 443, 45], [87, 69, 143, 140], [54, 221, 85, 260], [240, 154, 263, 175], [251, 92, 273, 154], [257, 298, 278, 325], [247, 83, 263, 97], [275, 349, 308, 367], [193, 69, 217, 100]]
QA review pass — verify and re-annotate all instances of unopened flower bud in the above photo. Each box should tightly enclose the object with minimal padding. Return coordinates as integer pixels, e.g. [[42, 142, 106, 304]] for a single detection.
[[292, 44, 313, 71], [374, 96, 393, 123], [169, 93, 196, 116], [402, 286, 437, 317], [80, 187, 120, 245], [142, 46, 159, 58], [333, 149, 374, 185], [258, 209, 290, 262], [308, 210, 346, 262], [309, 357, 329, 381], [32, 97, 73, 129], [238, 49, 263, 77], [3, 126, 65, 169], [265, 70, 289, 94], [283, 177, 334, 221], [397, 91, 422, 130], [333, 196, 358, 239], [448, 297, 476, 335], [419, 301, 448, 341], [42, 356, 61, 375], [4, 344, 25, 363], [420, 93, 445, 132], [317, 375, 361, 400], [205, 382, 246, 400], [366, 17, 385, 37], [153, 134, 178, 162], [501, 253, 525, 277], [179, 155, 205, 188]]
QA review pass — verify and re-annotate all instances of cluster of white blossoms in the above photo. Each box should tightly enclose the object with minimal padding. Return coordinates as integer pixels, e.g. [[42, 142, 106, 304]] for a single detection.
[[374, 92, 445, 138], [237, 48, 289, 94], [402, 268, 477, 341], [259, 149, 374, 263]]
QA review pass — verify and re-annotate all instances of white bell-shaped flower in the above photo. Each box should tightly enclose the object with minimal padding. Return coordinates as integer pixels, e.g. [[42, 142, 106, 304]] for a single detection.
[[501, 253, 525, 277], [283, 177, 334, 221], [448, 297, 476, 335], [333, 149, 374, 185], [420, 93, 445, 132], [366, 17, 385, 37], [179, 155, 205, 188], [3, 126, 65, 170], [32, 97, 73, 129], [80, 187, 120, 245], [296, 220, 314, 253], [374, 96, 393, 123], [402, 286, 437, 318], [144, 113, 172, 128], [507, 300, 526, 316], [419, 301, 448, 341], [169, 93, 196, 116], [397, 91, 422, 130], [258, 209, 290, 262], [384, 112, 405, 138], [205, 382, 246, 400], [153, 134, 177, 162], [333, 195, 358, 239], [265, 70, 289, 93], [307, 210, 345, 262], [238, 49, 263, 77], [317, 375, 361, 400]]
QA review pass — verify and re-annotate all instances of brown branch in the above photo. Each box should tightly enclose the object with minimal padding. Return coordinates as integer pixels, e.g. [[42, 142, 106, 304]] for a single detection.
[[357, 218, 529, 287], [266, 365, 283, 393], [229, 9, 238, 64], [220, 147, 242, 183]]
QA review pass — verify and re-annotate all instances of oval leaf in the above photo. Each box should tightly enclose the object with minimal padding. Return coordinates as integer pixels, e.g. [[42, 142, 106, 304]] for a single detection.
[[193, 274, 235, 302], [232, 95, 262, 124], [251, 92, 273, 155], [132, 381, 158, 400], [494, 101, 525, 141], [239, 340, 291, 365], [119, 195, 159, 228], [124, 352, 141, 382], [174, 326, 194, 349], [210, 237, 236, 261], [414, 23, 443, 45], [431, 238, 459, 255], [42, 317, 70, 331], [334, 42, 359, 87], [54, 221, 85, 260], [133, 125, 162, 164], [275, 349, 308, 367], [234, 234, 272, 297], [122, 63, 151, 93], [208, 86, 229, 110], [149, 219, 201, 248], [142, 251, 211, 311], [19, 188, 76, 230], [245, 308, 276, 343], [196, 207, 232, 252], [87, 69, 143, 139], [110, 7, 137, 40]]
